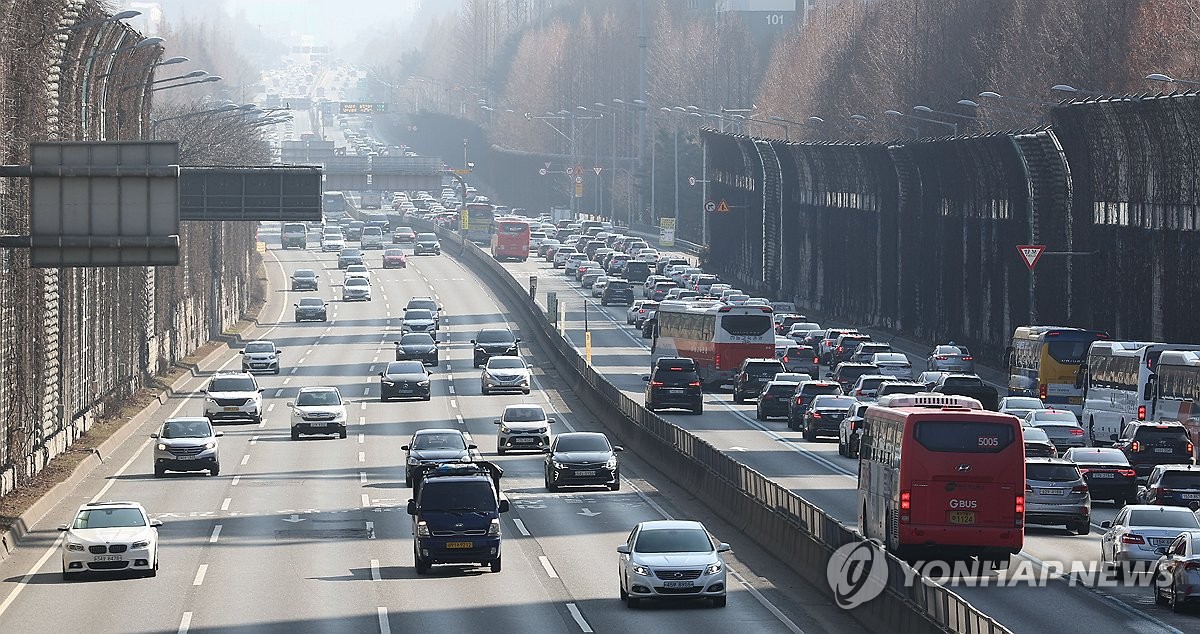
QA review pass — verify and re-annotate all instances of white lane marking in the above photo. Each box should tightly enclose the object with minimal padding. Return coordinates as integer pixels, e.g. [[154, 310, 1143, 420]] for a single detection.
[[283, 378, 292, 385], [193, 564, 208, 586], [538, 555, 559, 579], [258, 419, 266, 428], [371, 558, 381, 581], [513, 519, 531, 536], [359, 452, 366, 463], [178, 612, 193, 634], [305, 348, 313, 356], [456, 415, 465, 425], [566, 603, 593, 633], [366, 521, 375, 539], [360, 471, 368, 484], [358, 434, 365, 443], [91, 436, 153, 502], [274, 388, 283, 397], [360, 402, 367, 411], [231, 475, 241, 486], [250, 436, 259, 446], [360, 416, 366, 426], [377, 607, 390, 633], [0, 532, 65, 617], [731, 569, 806, 633], [209, 524, 222, 543], [290, 367, 298, 374], [240, 454, 250, 466], [372, 355, 379, 363], [369, 365, 376, 373], [267, 403, 276, 413], [450, 400, 457, 409], [448, 385, 455, 395], [362, 493, 371, 507], [446, 364, 451, 371], [221, 497, 232, 510], [363, 387, 371, 396]]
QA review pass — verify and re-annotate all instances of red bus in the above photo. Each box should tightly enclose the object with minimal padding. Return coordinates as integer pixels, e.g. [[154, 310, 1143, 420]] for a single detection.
[[491, 218, 531, 262], [857, 394, 1025, 567], [651, 300, 775, 388]]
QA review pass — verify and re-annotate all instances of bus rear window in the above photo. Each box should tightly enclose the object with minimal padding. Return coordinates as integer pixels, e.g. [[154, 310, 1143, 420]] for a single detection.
[[720, 314, 772, 337], [1047, 340, 1094, 365], [499, 224, 526, 234], [912, 421, 1016, 453]]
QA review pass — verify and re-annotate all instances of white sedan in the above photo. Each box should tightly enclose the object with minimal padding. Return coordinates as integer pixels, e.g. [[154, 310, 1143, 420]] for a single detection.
[[618, 520, 729, 608], [481, 356, 531, 395], [343, 264, 370, 283], [591, 276, 610, 298], [60, 501, 161, 579]]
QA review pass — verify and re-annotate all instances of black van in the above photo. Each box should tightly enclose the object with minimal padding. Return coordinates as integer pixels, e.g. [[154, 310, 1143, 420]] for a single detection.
[[623, 260, 652, 287], [408, 461, 509, 574]]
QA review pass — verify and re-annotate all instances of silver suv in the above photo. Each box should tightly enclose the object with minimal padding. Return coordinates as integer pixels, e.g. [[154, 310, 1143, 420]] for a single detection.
[[201, 371, 263, 425], [1025, 457, 1091, 535], [152, 417, 222, 477]]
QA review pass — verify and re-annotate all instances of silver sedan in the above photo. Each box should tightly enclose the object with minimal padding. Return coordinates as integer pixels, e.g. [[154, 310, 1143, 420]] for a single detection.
[[1101, 505, 1200, 576]]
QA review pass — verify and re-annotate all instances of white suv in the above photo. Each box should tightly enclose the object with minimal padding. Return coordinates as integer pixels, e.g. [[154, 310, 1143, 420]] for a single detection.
[[289, 386, 348, 439], [60, 501, 161, 579], [201, 371, 263, 424], [360, 226, 384, 249]]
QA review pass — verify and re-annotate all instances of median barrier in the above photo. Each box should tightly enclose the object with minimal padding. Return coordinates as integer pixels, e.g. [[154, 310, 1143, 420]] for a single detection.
[[412, 219, 1009, 634]]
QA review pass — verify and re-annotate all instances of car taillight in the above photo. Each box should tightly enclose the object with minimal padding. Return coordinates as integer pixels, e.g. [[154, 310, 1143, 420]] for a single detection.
[[1154, 487, 1167, 499], [1186, 562, 1200, 571], [1015, 495, 1025, 526], [856, 389, 864, 396], [782, 356, 789, 363], [811, 411, 822, 418], [813, 357, 820, 364], [962, 356, 973, 361], [650, 381, 664, 387], [689, 381, 701, 387], [796, 397, 805, 405], [1118, 468, 1137, 477], [899, 490, 911, 523], [1121, 534, 1145, 544], [935, 355, 948, 360], [1078, 468, 1090, 475], [1189, 442, 1195, 455], [1071, 484, 1089, 494], [1137, 405, 1146, 420], [715, 352, 722, 368], [836, 346, 844, 353], [1131, 441, 1141, 452], [1039, 384, 1047, 399], [1069, 428, 1084, 436]]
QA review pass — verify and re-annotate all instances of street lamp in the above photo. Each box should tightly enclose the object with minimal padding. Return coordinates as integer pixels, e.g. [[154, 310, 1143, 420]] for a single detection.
[[1145, 73, 1200, 88], [885, 109, 955, 135], [1051, 84, 1123, 99], [150, 103, 240, 139], [66, 36, 163, 63], [97, 55, 187, 78], [52, 9, 141, 34], [146, 75, 222, 93]]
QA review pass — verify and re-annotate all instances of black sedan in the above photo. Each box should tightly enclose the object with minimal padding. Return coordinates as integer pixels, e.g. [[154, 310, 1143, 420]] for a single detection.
[[294, 297, 327, 322], [379, 360, 432, 401], [800, 395, 858, 442], [402, 429, 476, 486], [394, 333, 439, 365], [544, 432, 623, 492], [1061, 447, 1139, 505]]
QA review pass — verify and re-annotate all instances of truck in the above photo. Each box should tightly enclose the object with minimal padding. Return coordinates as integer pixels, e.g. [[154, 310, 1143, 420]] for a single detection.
[[360, 191, 383, 210], [407, 461, 508, 574]]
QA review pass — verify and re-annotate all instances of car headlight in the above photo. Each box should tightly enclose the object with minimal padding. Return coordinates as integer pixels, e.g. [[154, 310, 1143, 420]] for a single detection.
[[417, 380, 430, 387], [606, 456, 618, 469], [205, 396, 216, 403], [631, 564, 650, 576], [416, 521, 430, 537], [382, 379, 395, 385], [705, 562, 723, 575], [66, 542, 85, 552], [536, 427, 548, 434], [408, 457, 421, 465], [499, 425, 512, 434], [157, 443, 168, 451], [131, 540, 151, 549], [487, 518, 501, 536], [552, 460, 565, 470], [204, 441, 217, 450]]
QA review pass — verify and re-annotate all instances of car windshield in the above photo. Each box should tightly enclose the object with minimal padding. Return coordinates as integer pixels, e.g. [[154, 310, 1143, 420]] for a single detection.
[[244, 342, 274, 353], [388, 361, 425, 374], [417, 233, 437, 241], [504, 406, 546, 422], [400, 333, 435, 346], [299, 298, 324, 307], [296, 390, 341, 406], [210, 377, 256, 392], [1027, 463, 1080, 482], [384, 249, 405, 256], [408, 300, 437, 311], [346, 278, 369, 287], [874, 353, 907, 363], [73, 508, 146, 529], [477, 330, 516, 344], [1005, 398, 1044, 409], [405, 309, 433, 320], [1128, 509, 1200, 529], [487, 357, 525, 369], [635, 528, 713, 553], [814, 396, 858, 409], [293, 269, 315, 278], [161, 420, 212, 439], [420, 480, 496, 512], [413, 433, 467, 450]]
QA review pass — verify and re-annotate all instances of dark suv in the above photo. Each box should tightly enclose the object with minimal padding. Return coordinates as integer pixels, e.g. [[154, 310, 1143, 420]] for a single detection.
[[830, 362, 878, 393], [787, 380, 844, 430], [733, 358, 786, 403], [831, 334, 872, 368], [407, 461, 508, 574], [1138, 464, 1200, 508], [643, 357, 703, 414], [1111, 420, 1194, 477], [757, 380, 801, 420], [600, 278, 634, 306], [472, 328, 520, 367]]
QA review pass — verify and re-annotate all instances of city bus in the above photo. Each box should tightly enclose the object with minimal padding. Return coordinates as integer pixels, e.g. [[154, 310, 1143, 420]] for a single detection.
[[1082, 341, 1200, 444], [460, 202, 495, 244], [651, 300, 774, 388], [1150, 351, 1200, 451], [858, 394, 1026, 566], [1004, 326, 1109, 416], [322, 191, 348, 218], [491, 218, 531, 262]]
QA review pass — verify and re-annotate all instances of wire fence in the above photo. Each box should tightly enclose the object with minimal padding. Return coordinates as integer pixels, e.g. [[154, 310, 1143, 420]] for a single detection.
[[0, 1, 260, 497]]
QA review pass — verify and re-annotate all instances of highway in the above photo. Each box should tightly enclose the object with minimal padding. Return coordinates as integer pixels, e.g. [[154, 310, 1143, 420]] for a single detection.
[[494, 248, 1192, 633], [0, 227, 849, 633]]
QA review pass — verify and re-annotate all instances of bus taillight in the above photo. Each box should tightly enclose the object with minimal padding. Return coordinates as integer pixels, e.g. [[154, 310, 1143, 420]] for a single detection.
[[1039, 384, 1047, 400], [1137, 406, 1146, 420], [1015, 495, 1025, 527], [715, 352, 721, 368], [899, 490, 911, 523]]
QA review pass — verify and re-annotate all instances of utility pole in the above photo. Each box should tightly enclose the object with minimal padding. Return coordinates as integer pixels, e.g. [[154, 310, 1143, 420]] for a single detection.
[[637, 0, 647, 228]]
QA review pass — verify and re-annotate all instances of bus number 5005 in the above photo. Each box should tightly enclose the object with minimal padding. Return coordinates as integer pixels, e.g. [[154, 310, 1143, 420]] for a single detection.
[[978, 436, 999, 447]]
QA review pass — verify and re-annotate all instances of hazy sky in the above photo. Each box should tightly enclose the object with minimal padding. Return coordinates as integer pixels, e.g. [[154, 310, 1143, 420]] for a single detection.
[[219, 0, 425, 44]]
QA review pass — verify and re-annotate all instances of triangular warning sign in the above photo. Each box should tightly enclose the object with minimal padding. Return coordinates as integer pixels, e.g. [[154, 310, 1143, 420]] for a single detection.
[[1016, 244, 1046, 271], [716, 199, 731, 213], [593, 166, 603, 175], [544, 161, 552, 169]]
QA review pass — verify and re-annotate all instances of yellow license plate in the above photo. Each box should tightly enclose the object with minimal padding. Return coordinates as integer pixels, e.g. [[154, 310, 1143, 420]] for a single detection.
[[949, 511, 975, 525], [445, 541, 473, 549]]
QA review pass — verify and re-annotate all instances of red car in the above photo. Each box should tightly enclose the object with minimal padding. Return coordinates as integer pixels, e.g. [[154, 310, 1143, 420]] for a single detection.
[[383, 248, 408, 269]]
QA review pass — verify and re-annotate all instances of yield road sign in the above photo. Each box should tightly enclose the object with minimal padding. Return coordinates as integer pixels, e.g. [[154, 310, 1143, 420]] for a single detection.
[[593, 166, 603, 175], [1017, 244, 1046, 270], [704, 200, 717, 213]]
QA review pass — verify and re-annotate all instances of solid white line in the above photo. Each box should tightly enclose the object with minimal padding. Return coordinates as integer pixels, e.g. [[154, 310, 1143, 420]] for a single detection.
[[0, 532, 64, 617], [366, 520, 375, 539], [513, 519, 531, 536], [566, 603, 593, 633], [267, 403, 276, 413], [371, 558, 381, 581], [92, 436, 153, 502], [731, 569, 806, 633], [538, 555, 559, 579], [178, 612, 193, 634], [358, 434, 365, 443], [362, 493, 371, 507], [231, 475, 241, 486], [193, 564, 208, 586], [359, 452, 366, 463], [377, 607, 390, 634], [221, 497, 232, 510], [209, 524, 222, 543], [360, 471, 368, 483], [240, 454, 250, 466]]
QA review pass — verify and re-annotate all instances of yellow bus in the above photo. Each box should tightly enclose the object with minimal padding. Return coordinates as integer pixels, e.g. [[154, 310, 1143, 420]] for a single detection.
[[1004, 326, 1109, 416]]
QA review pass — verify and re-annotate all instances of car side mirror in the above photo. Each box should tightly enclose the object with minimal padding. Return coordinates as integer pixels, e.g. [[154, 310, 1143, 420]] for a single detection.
[[378, 372, 385, 377], [547, 418, 556, 425], [493, 418, 502, 425], [393, 341, 401, 345], [613, 445, 625, 452], [200, 388, 207, 394], [293, 303, 299, 307], [1155, 546, 1169, 556], [406, 500, 417, 515], [401, 445, 410, 451], [258, 388, 264, 393], [616, 544, 631, 554], [286, 401, 294, 408], [58, 524, 69, 532], [239, 350, 246, 355], [468, 443, 478, 450], [150, 433, 159, 438], [470, 339, 476, 344], [215, 432, 224, 437], [516, 337, 522, 343], [276, 349, 282, 354], [642, 375, 651, 382], [150, 519, 163, 527], [498, 499, 510, 513], [717, 542, 731, 553], [1100, 521, 1112, 529]]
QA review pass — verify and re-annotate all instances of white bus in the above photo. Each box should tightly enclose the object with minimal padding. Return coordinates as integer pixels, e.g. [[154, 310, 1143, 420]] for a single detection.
[[1153, 350, 1200, 429], [651, 300, 775, 388], [1082, 341, 1200, 443]]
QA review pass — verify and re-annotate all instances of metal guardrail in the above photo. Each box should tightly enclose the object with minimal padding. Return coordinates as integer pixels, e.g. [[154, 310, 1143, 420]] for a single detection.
[[415, 219, 1010, 634]]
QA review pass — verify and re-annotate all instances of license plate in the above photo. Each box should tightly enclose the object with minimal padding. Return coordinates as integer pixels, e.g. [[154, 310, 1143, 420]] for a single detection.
[[1037, 488, 1066, 496], [1154, 447, 1174, 453], [948, 511, 975, 525], [175, 455, 194, 460], [663, 580, 694, 588], [308, 422, 327, 427], [397, 389, 413, 394], [1090, 472, 1115, 478], [1068, 396, 1082, 404], [223, 407, 239, 412], [1182, 493, 1200, 500], [446, 542, 473, 549], [93, 555, 122, 562], [514, 437, 536, 443], [575, 470, 596, 476], [667, 388, 684, 393]]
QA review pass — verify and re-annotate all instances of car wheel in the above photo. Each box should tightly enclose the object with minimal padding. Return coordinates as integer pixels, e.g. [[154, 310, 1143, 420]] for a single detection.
[[146, 554, 158, 578], [209, 466, 220, 477], [756, 408, 765, 421], [423, 393, 431, 401], [61, 564, 70, 581], [609, 478, 621, 491], [253, 415, 263, 426], [710, 596, 727, 608], [547, 479, 559, 492], [803, 426, 817, 442], [646, 403, 655, 412], [380, 394, 388, 402], [692, 405, 703, 415], [498, 446, 506, 456], [838, 438, 847, 457], [274, 368, 280, 375], [154, 466, 165, 478], [523, 388, 530, 395], [490, 557, 502, 573], [1155, 575, 1169, 605], [620, 585, 628, 601], [339, 428, 348, 439], [626, 597, 640, 609], [787, 417, 798, 431], [481, 386, 490, 395], [291, 429, 300, 440], [295, 317, 301, 323], [1073, 520, 1090, 536], [1172, 582, 1188, 613]]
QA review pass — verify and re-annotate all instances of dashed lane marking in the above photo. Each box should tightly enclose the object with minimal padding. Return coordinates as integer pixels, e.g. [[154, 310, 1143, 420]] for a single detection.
[[209, 524, 222, 543], [193, 564, 208, 586]]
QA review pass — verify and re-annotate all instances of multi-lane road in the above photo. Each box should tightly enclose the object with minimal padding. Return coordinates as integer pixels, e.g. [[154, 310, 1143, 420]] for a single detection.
[[0, 227, 860, 633]]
